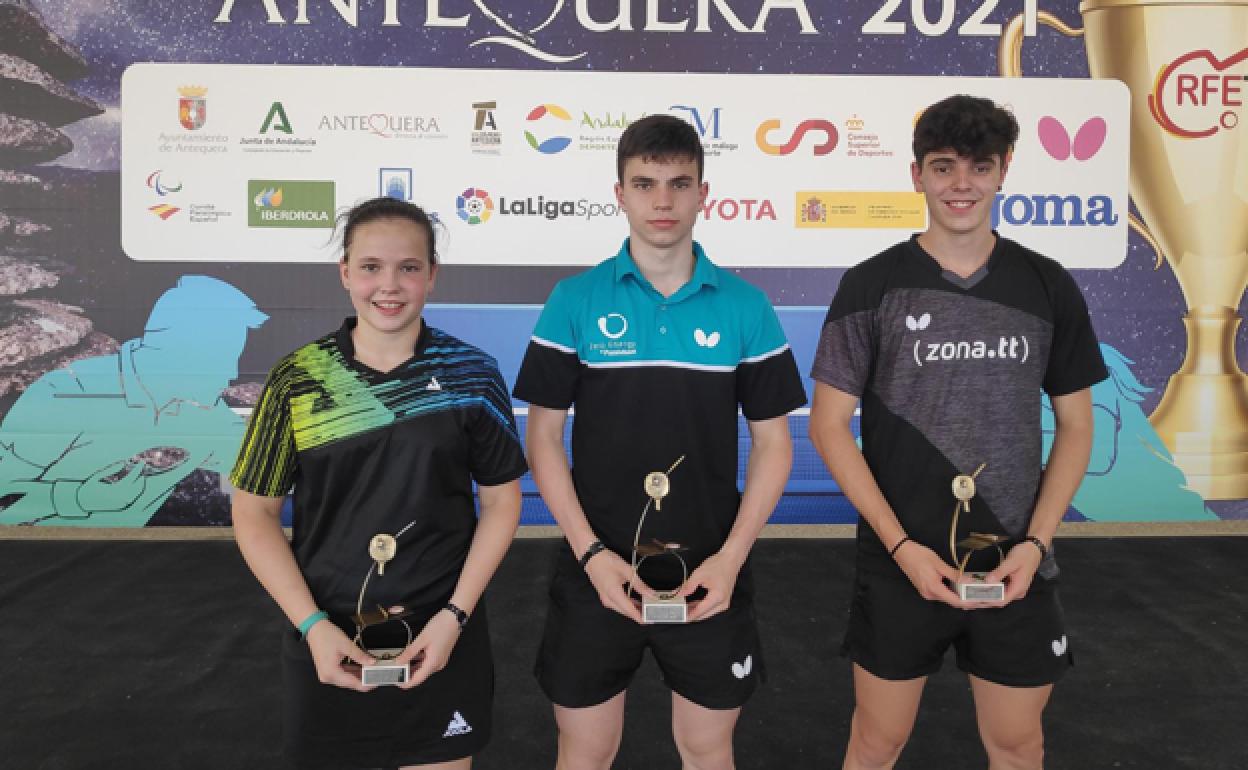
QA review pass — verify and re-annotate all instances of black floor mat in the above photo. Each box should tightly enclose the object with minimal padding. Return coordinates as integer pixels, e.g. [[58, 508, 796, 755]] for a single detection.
[[1, 537, 1244, 769]]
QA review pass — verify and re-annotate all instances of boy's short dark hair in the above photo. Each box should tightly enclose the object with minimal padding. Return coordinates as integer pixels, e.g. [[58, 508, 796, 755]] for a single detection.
[[617, 114, 704, 182], [913, 94, 1020, 165]]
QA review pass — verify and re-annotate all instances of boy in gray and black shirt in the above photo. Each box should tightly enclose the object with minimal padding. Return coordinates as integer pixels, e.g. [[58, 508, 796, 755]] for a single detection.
[[809, 94, 1106, 770]]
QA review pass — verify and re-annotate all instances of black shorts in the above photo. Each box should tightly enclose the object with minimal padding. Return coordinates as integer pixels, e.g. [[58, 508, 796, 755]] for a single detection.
[[535, 548, 763, 710], [281, 603, 493, 769], [843, 570, 1071, 687]]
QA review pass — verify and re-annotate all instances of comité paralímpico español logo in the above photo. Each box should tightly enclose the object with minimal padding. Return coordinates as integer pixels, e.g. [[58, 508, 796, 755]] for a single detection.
[[247, 180, 335, 228]]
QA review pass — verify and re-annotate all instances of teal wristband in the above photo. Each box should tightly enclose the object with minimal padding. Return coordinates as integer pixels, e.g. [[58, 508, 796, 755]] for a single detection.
[[297, 610, 329, 639]]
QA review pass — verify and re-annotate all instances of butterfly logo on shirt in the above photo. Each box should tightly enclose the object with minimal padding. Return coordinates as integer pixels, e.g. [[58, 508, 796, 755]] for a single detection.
[[731, 654, 753, 679], [905, 313, 932, 331], [694, 328, 721, 348]]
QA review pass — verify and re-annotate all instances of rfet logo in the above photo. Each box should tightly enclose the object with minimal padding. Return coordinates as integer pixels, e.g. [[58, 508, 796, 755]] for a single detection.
[[1149, 48, 1248, 139], [755, 119, 838, 155]]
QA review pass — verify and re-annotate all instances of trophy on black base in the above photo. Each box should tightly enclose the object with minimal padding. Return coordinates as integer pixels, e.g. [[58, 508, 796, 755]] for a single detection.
[[631, 456, 691, 624], [348, 531, 415, 685], [949, 464, 1007, 602]]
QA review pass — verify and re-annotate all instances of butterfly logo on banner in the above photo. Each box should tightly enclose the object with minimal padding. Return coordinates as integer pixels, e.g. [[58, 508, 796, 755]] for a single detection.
[[1037, 116, 1107, 162], [469, 1, 587, 63]]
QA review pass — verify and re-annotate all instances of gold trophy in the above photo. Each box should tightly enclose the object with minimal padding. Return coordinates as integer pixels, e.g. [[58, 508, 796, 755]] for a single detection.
[[632, 456, 691, 623], [1001, 1, 1248, 498], [349, 532, 413, 686], [949, 464, 1007, 601]]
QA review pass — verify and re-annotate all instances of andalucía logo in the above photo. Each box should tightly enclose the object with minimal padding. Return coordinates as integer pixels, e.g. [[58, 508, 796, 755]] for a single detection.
[[247, 180, 334, 228], [260, 101, 293, 134], [457, 187, 494, 225], [240, 101, 317, 152], [525, 104, 573, 154], [1148, 47, 1248, 138], [178, 85, 207, 130]]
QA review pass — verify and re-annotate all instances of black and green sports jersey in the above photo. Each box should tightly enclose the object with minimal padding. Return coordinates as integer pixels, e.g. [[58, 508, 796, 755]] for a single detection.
[[812, 235, 1106, 578], [231, 319, 527, 615], [513, 240, 807, 591]]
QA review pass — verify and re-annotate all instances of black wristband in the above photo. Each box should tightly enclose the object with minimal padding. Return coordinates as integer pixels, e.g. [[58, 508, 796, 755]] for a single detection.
[[443, 602, 469, 629], [889, 536, 912, 559], [1023, 535, 1049, 561], [578, 540, 607, 570]]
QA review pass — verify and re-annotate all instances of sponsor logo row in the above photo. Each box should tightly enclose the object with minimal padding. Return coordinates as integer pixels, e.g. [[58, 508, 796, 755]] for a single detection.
[[169, 86, 906, 160], [163, 87, 1122, 176], [143, 171, 1119, 232]]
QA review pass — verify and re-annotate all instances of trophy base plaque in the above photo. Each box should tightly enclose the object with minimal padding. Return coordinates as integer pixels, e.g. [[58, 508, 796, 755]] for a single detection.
[[956, 573, 1005, 602], [360, 647, 409, 686], [643, 595, 687, 624]]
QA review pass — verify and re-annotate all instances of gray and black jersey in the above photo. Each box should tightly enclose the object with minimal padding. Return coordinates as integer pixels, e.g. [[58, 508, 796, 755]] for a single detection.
[[812, 235, 1106, 578]]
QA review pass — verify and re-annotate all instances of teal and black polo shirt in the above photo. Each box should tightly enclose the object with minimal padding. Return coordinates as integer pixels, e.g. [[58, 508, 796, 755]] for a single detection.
[[514, 240, 806, 591]]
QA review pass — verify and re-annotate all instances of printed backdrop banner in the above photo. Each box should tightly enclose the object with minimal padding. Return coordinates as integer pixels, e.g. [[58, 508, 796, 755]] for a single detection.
[[120, 64, 1129, 267], [0, 0, 1243, 527]]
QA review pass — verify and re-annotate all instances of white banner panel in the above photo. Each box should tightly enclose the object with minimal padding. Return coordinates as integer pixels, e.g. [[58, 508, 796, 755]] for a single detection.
[[121, 64, 1129, 267]]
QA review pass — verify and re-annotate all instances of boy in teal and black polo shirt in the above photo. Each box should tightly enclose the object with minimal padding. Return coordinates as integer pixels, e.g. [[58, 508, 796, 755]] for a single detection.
[[514, 114, 806, 768]]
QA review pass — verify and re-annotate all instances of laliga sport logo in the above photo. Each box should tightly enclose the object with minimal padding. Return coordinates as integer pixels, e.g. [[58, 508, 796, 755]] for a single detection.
[[755, 119, 838, 155], [525, 104, 573, 154], [1149, 48, 1248, 139], [457, 187, 494, 225]]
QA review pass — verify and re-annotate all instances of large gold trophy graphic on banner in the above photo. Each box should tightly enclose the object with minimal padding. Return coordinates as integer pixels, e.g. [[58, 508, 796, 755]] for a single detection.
[[1002, 1, 1248, 498]]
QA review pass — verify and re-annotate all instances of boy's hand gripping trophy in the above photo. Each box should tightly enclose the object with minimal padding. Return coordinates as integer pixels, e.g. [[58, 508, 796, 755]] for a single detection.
[[950, 463, 1007, 602], [630, 455, 690, 624]]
